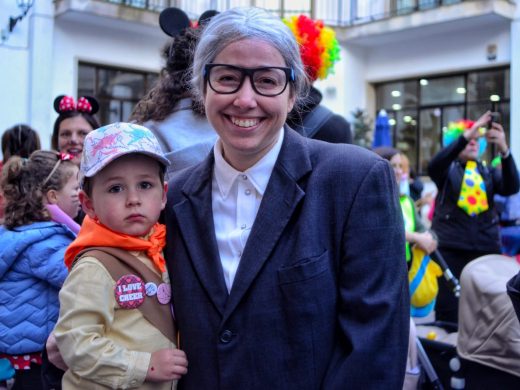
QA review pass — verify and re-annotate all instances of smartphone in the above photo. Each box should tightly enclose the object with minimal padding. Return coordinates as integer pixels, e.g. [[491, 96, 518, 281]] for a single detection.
[[488, 111, 500, 129]]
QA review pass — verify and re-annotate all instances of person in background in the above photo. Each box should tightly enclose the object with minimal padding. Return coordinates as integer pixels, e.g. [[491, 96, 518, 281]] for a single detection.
[[54, 123, 187, 389], [1, 124, 41, 163], [1, 124, 41, 224], [428, 111, 519, 323], [131, 8, 218, 174], [52, 95, 100, 225], [165, 7, 408, 388], [400, 153, 425, 203], [0, 151, 77, 390], [375, 147, 438, 261], [51, 95, 100, 166], [284, 14, 352, 143]]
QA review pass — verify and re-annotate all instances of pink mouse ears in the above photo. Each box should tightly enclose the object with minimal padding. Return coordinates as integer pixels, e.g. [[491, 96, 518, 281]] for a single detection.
[[53, 95, 99, 115]]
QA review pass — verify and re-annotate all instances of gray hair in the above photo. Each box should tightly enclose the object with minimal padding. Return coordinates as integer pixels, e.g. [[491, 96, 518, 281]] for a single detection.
[[191, 7, 309, 109]]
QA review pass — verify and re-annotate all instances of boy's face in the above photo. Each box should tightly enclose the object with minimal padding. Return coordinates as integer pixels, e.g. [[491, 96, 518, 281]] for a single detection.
[[80, 154, 167, 237]]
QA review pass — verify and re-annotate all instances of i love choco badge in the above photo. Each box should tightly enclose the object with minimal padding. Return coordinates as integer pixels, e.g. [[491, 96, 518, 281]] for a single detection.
[[115, 274, 145, 309]]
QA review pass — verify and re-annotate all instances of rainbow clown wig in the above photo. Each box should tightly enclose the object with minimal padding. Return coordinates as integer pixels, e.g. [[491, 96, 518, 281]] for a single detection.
[[283, 15, 341, 82], [443, 119, 487, 158]]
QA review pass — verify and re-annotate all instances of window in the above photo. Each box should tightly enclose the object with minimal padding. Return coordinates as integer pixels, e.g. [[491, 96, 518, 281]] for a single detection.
[[375, 66, 510, 175], [78, 62, 158, 125]]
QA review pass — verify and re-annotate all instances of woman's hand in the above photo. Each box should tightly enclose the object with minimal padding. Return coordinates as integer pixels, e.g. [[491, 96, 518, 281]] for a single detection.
[[407, 231, 438, 255], [464, 111, 491, 141], [486, 121, 508, 154]]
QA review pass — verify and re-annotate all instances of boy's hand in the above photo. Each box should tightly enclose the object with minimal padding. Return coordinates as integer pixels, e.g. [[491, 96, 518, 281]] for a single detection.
[[146, 348, 188, 382], [46, 333, 68, 371]]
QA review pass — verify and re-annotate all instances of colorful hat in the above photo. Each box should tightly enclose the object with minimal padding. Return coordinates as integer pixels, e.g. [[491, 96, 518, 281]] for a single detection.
[[443, 119, 487, 157], [79, 122, 169, 185], [283, 14, 341, 81]]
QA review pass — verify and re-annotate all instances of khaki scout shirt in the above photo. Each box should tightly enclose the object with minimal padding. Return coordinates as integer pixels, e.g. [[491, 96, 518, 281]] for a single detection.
[[54, 251, 177, 389]]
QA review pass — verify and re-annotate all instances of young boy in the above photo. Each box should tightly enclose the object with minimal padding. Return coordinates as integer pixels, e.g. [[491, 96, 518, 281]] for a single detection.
[[54, 122, 187, 389]]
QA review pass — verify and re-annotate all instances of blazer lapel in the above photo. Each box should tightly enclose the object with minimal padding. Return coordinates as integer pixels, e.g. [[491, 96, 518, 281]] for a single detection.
[[173, 155, 229, 315], [223, 128, 312, 319]]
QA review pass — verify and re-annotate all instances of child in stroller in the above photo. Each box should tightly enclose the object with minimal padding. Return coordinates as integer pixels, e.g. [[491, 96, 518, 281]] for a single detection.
[[415, 254, 520, 389]]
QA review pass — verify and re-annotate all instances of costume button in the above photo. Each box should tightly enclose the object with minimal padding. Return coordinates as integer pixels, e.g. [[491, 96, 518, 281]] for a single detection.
[[245, 189, 251, 195], [220, 330, 233, 343], [242, 174, 248, 180]]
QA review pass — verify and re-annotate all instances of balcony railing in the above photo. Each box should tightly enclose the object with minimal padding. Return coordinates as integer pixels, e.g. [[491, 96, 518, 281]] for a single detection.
[[88, 1, 513, 26]]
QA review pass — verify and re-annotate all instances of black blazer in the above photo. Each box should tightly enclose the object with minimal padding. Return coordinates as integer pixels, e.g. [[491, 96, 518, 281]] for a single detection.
[[165, 128, 409, 389]]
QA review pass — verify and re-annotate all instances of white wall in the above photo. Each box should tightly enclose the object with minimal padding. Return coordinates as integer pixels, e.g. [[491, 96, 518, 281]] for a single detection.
[[364, 24, 510, 82], [0, 0, 33, 152], [44, 19, 168, 148]]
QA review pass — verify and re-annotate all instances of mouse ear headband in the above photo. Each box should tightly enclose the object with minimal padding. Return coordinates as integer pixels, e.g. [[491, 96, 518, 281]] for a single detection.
[[53, 95, 99, 115], [159, 7, 219, 58], [283, 14, 340, 82]]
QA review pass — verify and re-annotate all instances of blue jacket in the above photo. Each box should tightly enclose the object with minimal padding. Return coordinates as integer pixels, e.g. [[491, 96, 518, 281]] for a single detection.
[[0, 221, 75, 354]]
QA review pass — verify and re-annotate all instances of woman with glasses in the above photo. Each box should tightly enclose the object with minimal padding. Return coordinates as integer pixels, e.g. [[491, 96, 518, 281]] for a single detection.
[[165, 7, 409, 389]]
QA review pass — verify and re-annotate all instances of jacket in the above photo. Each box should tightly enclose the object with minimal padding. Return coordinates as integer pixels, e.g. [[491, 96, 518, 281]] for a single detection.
[[144, 97, 218, 176], [165, 128, 409, 389], [0, 221, 74, 354], [286, 86, 352, 144], [428, 135, 519, 252]]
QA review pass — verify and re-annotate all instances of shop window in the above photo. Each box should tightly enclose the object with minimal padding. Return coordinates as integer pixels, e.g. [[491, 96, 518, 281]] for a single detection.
[[420, 75, 465, 105], [376, 80, 418, 110], [375, 66, 509, 175], [467, 68, 510, 103]]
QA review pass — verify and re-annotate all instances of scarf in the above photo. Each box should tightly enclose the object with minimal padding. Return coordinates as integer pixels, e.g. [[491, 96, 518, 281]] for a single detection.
[[64, 215, 166, 273], [457, 160, 489, 216]]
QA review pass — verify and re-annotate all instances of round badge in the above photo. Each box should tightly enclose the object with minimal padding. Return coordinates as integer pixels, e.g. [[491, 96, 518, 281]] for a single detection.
[[145, 282, 158, 296], [114, 274, 145, 309], [156, 283, 171, 305]]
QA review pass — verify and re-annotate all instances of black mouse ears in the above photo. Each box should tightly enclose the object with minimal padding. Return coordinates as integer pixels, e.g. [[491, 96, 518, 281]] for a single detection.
[[159, 7, 219, 37], [198, 10, 219, 26], [159, 8, 191, 37]]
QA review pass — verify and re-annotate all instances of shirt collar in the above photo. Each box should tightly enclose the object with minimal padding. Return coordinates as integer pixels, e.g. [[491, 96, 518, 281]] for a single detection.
[[213, 128, 284, 199]]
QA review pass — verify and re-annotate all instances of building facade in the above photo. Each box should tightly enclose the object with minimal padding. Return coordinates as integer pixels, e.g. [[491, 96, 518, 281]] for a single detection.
[[0, 0, 518, 174]]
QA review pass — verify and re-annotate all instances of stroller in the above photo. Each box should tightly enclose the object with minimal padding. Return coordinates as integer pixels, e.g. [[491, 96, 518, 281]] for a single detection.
[[415, 254, 520, 389]]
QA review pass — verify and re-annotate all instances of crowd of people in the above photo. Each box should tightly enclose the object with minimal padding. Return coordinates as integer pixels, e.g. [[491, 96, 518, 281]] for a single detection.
[[0, 5, 519, 390]]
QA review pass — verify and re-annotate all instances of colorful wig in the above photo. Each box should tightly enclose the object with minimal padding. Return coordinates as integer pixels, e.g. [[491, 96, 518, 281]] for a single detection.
[[283, 15, 340, 82], [443, 119, 487, 157]]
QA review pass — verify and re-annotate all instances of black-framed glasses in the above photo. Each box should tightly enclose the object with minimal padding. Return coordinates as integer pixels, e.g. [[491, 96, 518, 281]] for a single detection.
[[204, 64, 295, 97]]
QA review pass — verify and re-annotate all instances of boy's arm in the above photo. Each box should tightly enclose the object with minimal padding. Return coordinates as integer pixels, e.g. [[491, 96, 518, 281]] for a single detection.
[[54, 258, 151, 389]]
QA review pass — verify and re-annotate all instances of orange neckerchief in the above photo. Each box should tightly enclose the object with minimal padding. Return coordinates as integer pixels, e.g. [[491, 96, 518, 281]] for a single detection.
[[64, 215, 166, 273]]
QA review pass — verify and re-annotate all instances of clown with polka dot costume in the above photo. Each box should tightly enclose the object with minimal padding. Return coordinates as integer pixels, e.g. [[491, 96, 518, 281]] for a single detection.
[[428, 111, 519, 324]]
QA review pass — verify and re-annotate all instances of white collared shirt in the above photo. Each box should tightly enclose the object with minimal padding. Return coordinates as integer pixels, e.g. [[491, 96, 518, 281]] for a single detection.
[[212, 129, 284, 292]]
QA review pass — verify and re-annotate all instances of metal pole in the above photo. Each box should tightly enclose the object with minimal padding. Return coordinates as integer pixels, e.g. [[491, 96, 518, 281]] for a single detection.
[[416, 338, 444, 390]]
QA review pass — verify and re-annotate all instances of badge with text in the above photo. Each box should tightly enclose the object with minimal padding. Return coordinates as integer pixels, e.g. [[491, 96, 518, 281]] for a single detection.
[[157, 283, 171, 305], [115, 274, 145, 309]]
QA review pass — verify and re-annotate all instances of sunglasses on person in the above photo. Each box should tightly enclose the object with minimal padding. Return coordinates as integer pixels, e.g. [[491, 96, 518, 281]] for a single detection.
[[204, 64, 295, 97]]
